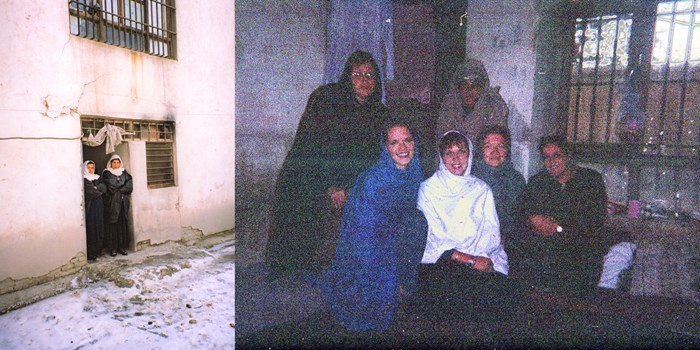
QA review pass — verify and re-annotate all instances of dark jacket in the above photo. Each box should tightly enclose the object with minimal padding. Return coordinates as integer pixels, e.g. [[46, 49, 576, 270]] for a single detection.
[[518, 166, 611, 291], [84, 178, 107, 214], [472, 159, 526, 245], [102, 170, 133, 224]]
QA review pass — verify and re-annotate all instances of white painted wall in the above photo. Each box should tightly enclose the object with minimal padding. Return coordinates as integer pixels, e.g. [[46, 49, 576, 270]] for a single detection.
[[0, 1, 235, 286], [465, 0, 539, 178]]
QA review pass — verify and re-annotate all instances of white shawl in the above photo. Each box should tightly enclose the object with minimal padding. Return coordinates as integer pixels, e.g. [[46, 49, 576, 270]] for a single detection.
[[417, 131, 509, 275], [82, 160, 100, 181], [104, 154, 125, 176]]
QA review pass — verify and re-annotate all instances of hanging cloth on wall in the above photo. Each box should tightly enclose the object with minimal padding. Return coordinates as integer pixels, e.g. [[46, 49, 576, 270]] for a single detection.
[[616, 69, 646, 143], [323, 0, 394, 100], [83, 124, 132, 154]]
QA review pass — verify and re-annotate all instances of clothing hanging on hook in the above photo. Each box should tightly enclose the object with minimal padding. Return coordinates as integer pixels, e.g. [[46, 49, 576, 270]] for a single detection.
[[83, 124, 133, 154]]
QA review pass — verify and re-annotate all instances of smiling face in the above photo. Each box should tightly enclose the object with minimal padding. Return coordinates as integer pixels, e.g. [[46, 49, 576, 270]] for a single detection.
[[385, 125, 415, 170], [442, 142, 469, 176], [542, 143, 571, 182], [482, 133, 508, 168], [350, 62, 377, 105]]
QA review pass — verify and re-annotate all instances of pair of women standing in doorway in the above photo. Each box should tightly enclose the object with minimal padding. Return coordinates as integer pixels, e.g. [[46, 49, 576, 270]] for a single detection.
[[82, 154, 132, 260]]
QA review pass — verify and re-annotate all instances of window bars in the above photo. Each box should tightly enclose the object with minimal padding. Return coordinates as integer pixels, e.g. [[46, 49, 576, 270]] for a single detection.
[[82, 117, 176, 188], [568, 1, 699, 156], [69, 0, 177, 59]]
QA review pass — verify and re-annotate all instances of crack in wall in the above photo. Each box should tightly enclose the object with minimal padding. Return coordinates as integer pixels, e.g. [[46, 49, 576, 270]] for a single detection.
[[40, 75, 105, 120]]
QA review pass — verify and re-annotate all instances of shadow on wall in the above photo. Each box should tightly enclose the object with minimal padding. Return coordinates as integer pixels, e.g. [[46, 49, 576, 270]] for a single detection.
[[235, 131, 295, 262]]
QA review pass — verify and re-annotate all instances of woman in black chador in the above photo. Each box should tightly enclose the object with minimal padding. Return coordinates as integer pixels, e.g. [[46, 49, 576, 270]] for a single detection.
[[83, 160, 106, 261], [267, 50, 388, 277], [102, 154, 133, 257]]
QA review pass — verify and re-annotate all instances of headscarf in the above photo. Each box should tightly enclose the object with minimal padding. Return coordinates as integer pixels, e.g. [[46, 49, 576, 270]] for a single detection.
[[432, 130, 477, 195], [82, 160, 100, 181], [336, 50, 384, 106], [472, 126, 524, 204], [323, 124, 427, 331], [104, 154, 125, 176], [451, 59, 490, 88], [436, 59, 509, 139], [417, 131, 508, 274]]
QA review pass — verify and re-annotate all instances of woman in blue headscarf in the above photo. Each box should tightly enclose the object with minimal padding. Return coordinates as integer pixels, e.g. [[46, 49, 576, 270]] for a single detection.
[[322, 119, 428, 332]]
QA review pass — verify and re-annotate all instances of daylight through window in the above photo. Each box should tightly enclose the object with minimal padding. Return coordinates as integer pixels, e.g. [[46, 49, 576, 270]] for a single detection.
[[567, 0, 699, 156]]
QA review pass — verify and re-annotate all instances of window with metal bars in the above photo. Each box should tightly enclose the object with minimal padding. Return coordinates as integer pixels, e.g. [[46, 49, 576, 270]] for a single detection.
[[68, 0, 177, 59], [145, 142, 175, 188], [567, 0, 699, 157], [81, 117, 176, 188]]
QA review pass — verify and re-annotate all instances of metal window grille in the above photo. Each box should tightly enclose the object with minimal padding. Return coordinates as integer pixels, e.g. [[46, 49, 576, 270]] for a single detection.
[[81, 117, 176, 188], [568, 1, 699, 156], [569, 14, 633, 144], [68, 0, 177, 59], [645, 0, 700, 155], [146, 142, 175, 188]]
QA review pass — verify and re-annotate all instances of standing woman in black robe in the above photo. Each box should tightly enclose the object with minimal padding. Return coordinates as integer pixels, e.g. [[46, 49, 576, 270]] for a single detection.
[[267, 50, 388, 277], [102, 154, 133, 257], [83, 160, 106, 261]]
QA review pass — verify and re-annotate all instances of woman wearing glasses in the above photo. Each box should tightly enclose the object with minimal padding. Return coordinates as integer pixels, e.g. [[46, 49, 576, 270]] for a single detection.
[[267, 50, 389, 279]]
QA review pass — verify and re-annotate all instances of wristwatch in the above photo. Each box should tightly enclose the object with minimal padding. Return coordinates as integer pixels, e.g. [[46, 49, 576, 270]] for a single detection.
[[556, 225, 563, 233]]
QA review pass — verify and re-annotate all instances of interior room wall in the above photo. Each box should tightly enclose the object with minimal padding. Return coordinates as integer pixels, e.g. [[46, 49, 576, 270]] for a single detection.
[[235, 0, 328, 258]]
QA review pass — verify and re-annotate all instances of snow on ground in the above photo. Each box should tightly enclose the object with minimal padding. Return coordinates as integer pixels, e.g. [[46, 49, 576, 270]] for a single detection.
[[0, 240, 235, 350]]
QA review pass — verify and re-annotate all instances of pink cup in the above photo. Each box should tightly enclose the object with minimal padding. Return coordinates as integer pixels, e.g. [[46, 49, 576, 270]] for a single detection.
[[627, 200, 641, 219]]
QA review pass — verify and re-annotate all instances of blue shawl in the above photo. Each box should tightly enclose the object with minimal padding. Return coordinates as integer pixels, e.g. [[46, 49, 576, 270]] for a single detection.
[[322, 135, 426, 331]]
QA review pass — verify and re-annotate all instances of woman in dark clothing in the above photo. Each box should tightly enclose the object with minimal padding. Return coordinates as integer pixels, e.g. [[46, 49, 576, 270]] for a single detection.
[[322, 120, 427, 331], [102, 154, 133, 257], [471, 125, 526, 266], [518, 136, 609, 294], [83, 160, 106, 261], [267, 50, 388, 277]]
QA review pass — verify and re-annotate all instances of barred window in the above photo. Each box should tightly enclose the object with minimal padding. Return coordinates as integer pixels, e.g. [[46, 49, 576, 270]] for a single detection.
[[646, 1, 699, 155], [567, 1, 699, 157], [145, 142, 175, 188], [569, 14, 632, 144], [69, 0, 177, 59], [81, 117, 176, 188]]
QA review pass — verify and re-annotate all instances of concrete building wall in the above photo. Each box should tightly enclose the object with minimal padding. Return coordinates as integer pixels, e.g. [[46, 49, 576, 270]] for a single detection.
[[0, 1, 235, 293]]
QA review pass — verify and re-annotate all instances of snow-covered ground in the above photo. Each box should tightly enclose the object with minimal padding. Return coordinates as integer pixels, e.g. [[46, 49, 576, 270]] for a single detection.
[[0, 240, 235, 349]]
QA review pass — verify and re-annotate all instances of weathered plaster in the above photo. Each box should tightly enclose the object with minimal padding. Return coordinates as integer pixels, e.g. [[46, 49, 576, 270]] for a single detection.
[[0, 1, 235, 294]]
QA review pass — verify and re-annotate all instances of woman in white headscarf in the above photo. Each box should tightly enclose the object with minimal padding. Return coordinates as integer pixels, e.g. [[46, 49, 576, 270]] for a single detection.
[[419, 131, 507, 273], [83, 160, 106, 261], [102, 154, 133, 256], [406, 131, 520, 325]]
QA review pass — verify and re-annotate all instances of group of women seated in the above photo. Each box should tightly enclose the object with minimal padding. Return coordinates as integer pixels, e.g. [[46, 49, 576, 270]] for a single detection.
[[268, 50, 634, 332]]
